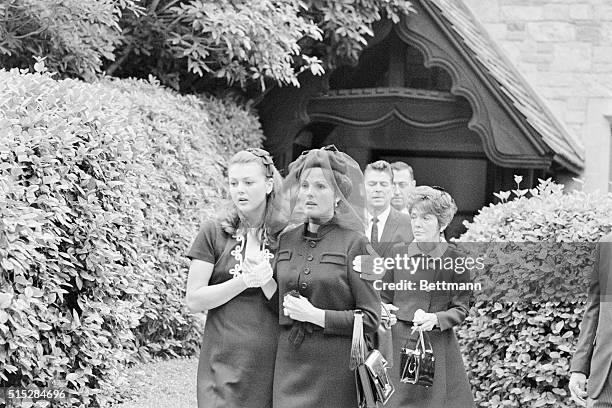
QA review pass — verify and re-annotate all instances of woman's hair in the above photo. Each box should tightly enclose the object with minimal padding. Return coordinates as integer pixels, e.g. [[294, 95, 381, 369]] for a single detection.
[[408, 186, 458, 229], [220, 149, 286, 247]]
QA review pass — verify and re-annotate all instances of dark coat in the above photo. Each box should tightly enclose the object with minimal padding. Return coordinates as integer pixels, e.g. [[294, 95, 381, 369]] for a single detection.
[[187, 220, 278, 408], [376, 207, 413, 302], [385, 242, 474, 408], [571, 233, 612, 399], [272, 222, 381, 408], [367, 207, 413, 365], [371, 207, 414, 261]]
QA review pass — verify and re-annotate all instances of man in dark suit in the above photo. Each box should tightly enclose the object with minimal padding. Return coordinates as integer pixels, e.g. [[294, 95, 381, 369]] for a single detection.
[[363, 160, 413, 364], [364, 160, 413, 260], [390, 161, 416, 214], [570, 233, 612, 407]]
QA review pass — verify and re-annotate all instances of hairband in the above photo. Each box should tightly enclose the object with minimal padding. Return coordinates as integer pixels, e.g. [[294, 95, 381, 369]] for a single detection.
[[245, 148, 274, 178]]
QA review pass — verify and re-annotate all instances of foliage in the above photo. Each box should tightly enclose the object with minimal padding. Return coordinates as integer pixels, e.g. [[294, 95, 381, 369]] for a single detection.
[[168, 0, 325, 89], [0, 0, 142, 80], [455, 178, 612, 408], [298, 0, 415, 67], [1, 0, 415, 92], [118, 0, 415, 91], [457, 301, 585, 408], [0, 66, 263, 406], [460, 177, 612, 242]]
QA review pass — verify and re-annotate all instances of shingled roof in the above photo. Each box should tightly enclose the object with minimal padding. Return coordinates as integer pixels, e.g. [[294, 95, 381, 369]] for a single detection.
[[427, 0, 585, 172]]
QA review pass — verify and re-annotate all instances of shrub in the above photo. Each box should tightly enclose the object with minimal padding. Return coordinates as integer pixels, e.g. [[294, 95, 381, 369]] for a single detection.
[[456, 178, 612, 407], [0, 67, 263, 406], [0, 0, 141, 80]]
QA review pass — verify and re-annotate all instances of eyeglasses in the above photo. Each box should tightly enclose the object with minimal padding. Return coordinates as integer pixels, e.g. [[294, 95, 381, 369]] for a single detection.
[[245, 148, 274, 177], [299, 144, 339, 156], [431, 186, 447, 193]]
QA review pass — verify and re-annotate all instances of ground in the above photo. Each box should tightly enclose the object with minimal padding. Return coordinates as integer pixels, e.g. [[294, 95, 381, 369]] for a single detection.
[[112, 356, 198, 408]]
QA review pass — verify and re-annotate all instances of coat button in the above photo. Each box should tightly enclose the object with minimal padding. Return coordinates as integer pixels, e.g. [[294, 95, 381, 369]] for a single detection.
[[304, 268, 310, 275], [309, 241, 316, 248], [301, 282, 308, 290], [307, 255, 314, 261]]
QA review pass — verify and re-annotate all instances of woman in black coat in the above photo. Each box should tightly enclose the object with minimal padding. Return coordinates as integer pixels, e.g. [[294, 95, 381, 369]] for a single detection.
[[385, 186, 474, 408], [271, 147, 381, 408]]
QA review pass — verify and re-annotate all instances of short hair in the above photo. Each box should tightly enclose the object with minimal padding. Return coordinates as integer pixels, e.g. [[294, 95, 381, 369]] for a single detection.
[[390, 161, 414, 180], [408, 186, 457, 228], [365, 160, 393, 182]]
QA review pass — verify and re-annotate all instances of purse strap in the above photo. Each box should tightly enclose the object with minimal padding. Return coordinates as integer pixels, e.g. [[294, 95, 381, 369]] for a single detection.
[[350, 310, 367, 370], [402, 326, 433, 351], [417, 327, 434, 354], [418, 328, 426, 353]]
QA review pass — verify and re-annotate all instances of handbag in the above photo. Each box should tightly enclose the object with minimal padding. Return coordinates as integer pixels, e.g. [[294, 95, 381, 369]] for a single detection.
[[399, 327, 435, 387], [351, 310, 394, 407]]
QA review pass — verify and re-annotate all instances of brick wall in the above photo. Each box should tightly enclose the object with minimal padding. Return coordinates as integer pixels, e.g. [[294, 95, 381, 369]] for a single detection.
[[462, 0, 612, 190]]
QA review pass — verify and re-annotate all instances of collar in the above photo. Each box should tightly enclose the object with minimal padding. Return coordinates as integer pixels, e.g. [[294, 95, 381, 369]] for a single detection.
[[367, 205, 391, 227], [406, 241, 448, 258], [302, 218, 338, 241]]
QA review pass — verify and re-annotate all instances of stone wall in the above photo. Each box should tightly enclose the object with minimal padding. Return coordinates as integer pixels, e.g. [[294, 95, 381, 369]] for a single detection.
[[462, 0, 612, 191]]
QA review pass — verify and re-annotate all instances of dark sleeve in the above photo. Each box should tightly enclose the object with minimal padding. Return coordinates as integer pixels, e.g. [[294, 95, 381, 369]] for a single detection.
[[381, 244, 400, 304], [265, 245, 282, 316], [570, 242, 603, 375], [434, 253, 472, 331], [186, 220, 218, 263], [324, 235, 382, 336]]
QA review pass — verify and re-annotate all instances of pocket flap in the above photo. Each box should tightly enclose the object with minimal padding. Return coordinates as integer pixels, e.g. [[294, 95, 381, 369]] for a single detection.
[[277, 249, 292, 261], [320, 252, 347, 265]]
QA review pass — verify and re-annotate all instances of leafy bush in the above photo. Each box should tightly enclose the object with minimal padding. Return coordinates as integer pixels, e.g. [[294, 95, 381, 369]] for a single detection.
[[0, 0, 141, 79], [456, 178, 612, 407], [0, 66, 263, 406]]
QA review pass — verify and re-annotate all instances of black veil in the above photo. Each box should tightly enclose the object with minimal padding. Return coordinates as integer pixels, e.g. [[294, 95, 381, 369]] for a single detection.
[[282, 146, 366, 233]]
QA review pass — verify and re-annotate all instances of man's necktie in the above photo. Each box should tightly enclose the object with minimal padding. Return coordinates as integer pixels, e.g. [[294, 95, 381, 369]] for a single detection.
[[371, 216, 379, 245]]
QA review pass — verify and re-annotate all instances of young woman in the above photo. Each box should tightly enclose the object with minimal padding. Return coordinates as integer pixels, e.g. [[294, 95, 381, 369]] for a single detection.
[[385, 186, 474, 408], [271, 146, 381, 408], [185, 148, 286, 408]]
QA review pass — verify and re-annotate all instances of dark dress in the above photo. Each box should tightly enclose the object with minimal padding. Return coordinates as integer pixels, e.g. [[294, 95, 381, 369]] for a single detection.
[[187, 220, 278, 408], [272, 222, 381, 408], [386, 242, 475, 408]]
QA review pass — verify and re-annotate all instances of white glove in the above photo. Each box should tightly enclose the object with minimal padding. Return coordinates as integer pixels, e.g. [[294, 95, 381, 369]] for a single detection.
[[241, 260, 273, 288]]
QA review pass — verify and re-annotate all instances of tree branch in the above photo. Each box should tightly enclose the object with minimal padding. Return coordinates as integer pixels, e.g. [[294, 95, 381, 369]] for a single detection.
[[105, 44, 133, 75]]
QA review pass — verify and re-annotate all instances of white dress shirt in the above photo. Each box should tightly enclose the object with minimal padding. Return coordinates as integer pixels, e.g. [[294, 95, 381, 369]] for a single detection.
[[366, 206, 391, 243]]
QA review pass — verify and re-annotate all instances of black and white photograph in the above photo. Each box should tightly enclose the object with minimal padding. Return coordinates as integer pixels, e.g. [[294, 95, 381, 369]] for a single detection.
[[1, 0, 612, 407]]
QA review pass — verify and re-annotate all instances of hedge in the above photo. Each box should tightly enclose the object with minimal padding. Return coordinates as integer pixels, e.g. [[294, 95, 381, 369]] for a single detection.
[[456, 178, 612, 407], [0, 66, 264, 406]]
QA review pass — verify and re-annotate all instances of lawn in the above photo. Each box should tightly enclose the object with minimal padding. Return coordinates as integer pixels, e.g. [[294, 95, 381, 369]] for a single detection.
[[112, 356, 198, 408]]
